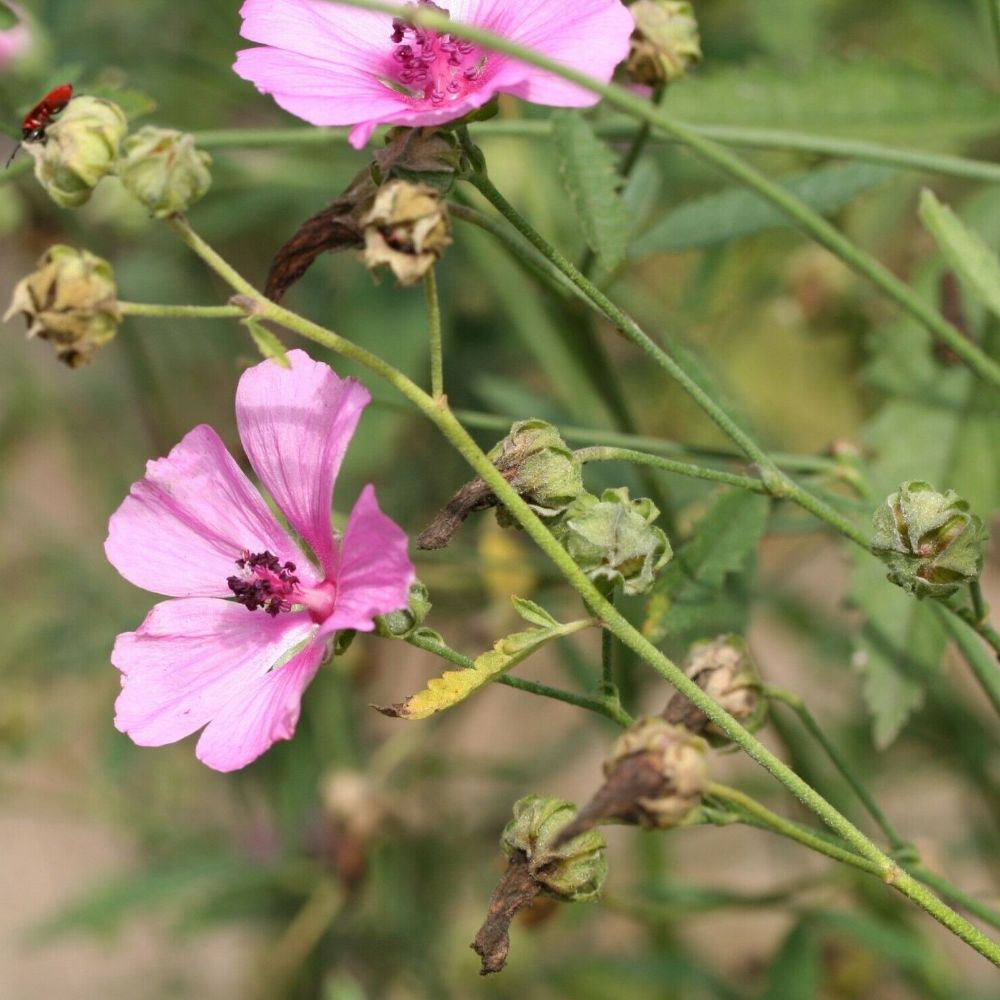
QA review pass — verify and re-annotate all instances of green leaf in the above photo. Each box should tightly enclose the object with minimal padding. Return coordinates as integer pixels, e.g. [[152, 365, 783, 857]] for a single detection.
[[552, 111, 629, 272], [919, 189, 1000, 322], [86, 85, 158, 121], [245, 317, 290, 367], [643, 490, 770, 644], [666, 59, 1000, 142], [631, 162, 894, 255], [511, 595, 560, 628], [0, 6, 17, 30], [376, 602, 592, 720]]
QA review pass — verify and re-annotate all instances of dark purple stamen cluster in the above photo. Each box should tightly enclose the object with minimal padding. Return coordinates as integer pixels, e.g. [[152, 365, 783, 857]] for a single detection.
[[389, 1, 484, 105], [228, 550, 299, 617]]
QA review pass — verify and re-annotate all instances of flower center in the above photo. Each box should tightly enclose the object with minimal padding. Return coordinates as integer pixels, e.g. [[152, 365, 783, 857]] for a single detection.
[[227, 550, 337, 623], [387, 1, 488, 106]]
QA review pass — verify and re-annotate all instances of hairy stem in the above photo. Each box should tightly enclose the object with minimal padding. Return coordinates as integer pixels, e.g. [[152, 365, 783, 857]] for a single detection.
[[118, 302, 246, 319]]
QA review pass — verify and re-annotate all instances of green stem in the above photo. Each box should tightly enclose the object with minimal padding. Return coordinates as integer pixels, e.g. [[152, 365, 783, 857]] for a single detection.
[[707, 783, 883, 877], [185, 123, 1000, 186], [577, 445, 768, 494], [463, 160, 872, 548], [765, 686, 907, 851], [601, 592, 616, 692], [463, 162, 785, 487], [424, 267, 444, 400], [119, 302, 245, 319], [339, 0, 1000, 393], [934, 605, 1000, 718], [911, 864, 1000, 934], [405, 630, 632, 726], [168, 213, 1000, 967]]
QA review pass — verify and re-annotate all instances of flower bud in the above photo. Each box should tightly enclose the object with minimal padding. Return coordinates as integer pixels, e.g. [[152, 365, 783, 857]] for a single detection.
[[117, 126, 212, 218], [626, 0, 702, 87], [24, 96, 126, 208], [489, 420, 584, 524], [871, 481, 986, 599], [361, 179, 451, 285], [4, 245, 119, 366], [605, 717, 708, 828], [500, 795, 608, 901], [556, 487, 671, 596], [373, 580, 432, 639], [664, 634, 767, 744]]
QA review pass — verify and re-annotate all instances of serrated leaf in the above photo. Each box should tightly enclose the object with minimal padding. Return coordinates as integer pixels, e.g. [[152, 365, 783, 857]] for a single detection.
[[631, 163, 893, 255], [245, 317, 290, 367], [919, 189, 1000, 322], [377, 609, 592, 720], [552, 111, 629, 272], [667, 59, 1000, 141], [643, 491, 770, 644]]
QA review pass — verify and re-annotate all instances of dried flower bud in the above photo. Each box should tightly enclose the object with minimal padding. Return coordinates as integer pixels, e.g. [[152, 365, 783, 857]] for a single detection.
[[474, 795, 606, 974], [118, 126, 212, 218], [556, 487, 671, 596], [626, 0, 702, 87], [871, 481, 986, 599], [489, 419, 584, 523], [373, 580, 432, 639], [362, 179, 451, 285], [554, 718, 708, 846], [664, 634, 767, 744], [4, 245, 119, 366], [24, 96, 126, 208]]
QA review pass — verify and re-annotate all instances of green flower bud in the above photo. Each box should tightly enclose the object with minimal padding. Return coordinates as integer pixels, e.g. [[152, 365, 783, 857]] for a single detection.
[[501, 795, 607, 902], [489, 419, 584, 525], [373, 580, 432, 639], [605, 717, 708, 829], [627, 0, 702, 87], [556, 487, 671, 596], [25, 96, 126, 208], [871, 481, 986, 599], [4, 245, 119, 366], [362, 179, 451, 286], [118, 126, 212, 218], [666, 634, 767, 745]]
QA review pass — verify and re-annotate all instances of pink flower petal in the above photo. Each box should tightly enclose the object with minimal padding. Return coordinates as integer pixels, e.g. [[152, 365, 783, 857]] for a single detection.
[[106, 425, 314, 599], [233, 0, 631, 144], [318, 484, 414, 638], [479, 0, 634, 106], [113, 598, 315, 748], [195, 637, 327, 772], [235, 350, 371, 579]]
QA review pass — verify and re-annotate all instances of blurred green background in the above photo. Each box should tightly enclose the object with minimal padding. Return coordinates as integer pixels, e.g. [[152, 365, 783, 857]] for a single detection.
[[2, 0, 1000, 997]]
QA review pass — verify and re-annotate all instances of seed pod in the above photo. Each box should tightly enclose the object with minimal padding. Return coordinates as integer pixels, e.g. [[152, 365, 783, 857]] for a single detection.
[[25, 95, 126, 208], [362, 179, 451, 285], [118, 126, 212, 218], [871, 480, 986, 599], [556, 487, 672, 596], [4, 244, 119, 366], [664, 634, 767, 745], [626, 0, 702, 86]]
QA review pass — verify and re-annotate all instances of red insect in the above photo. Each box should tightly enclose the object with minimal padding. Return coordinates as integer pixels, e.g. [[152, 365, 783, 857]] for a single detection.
[[5, 83, 74, 168]]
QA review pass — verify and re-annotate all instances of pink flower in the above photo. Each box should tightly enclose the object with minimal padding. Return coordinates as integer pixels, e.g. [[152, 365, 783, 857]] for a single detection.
[[0, 3, 30, 72], [105, 350, 414, 772], [233, 0, 634, 149]]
